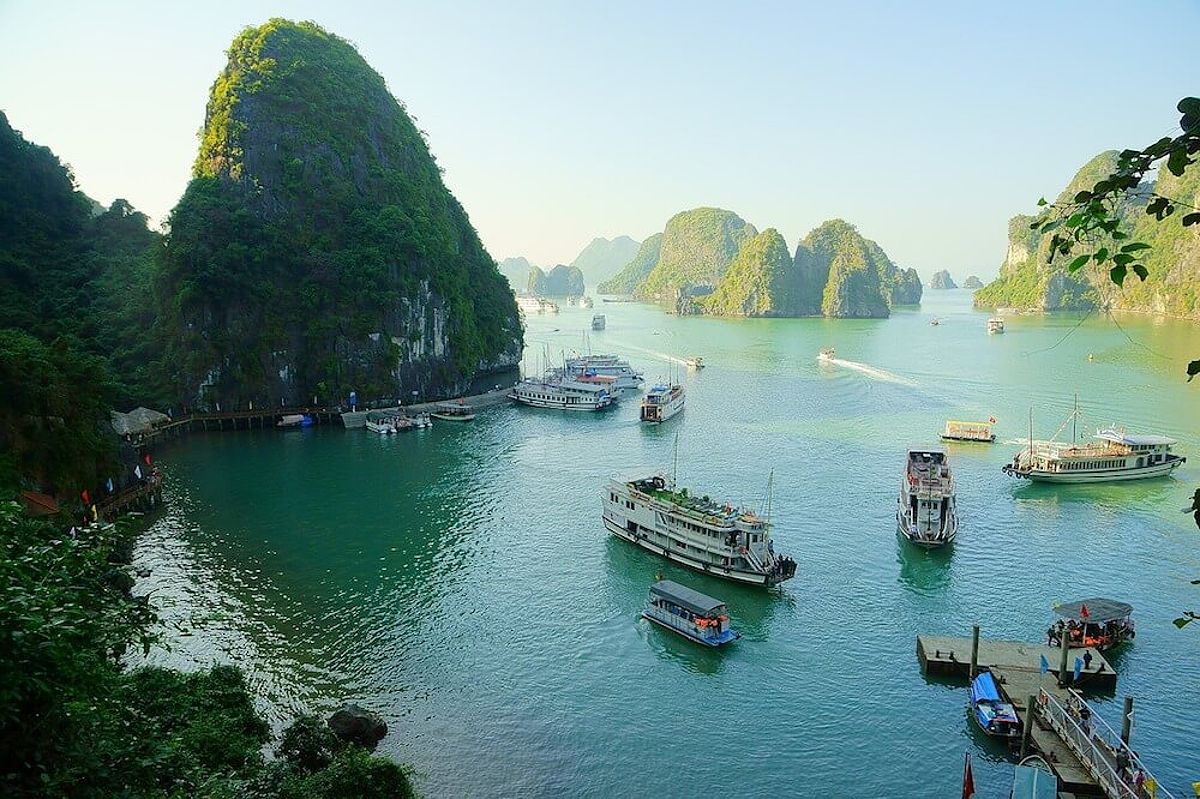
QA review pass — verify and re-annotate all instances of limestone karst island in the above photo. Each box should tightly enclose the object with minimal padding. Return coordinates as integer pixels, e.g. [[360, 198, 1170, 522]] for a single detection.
[[2, 7, 1199, 799]]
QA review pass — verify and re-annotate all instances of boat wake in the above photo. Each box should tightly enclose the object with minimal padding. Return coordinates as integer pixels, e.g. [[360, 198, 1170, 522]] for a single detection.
[[605, 340, 690, 368], [820, 357, 916, 387]]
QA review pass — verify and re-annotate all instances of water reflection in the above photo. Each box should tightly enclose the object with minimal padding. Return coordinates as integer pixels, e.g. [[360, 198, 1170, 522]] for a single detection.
[[896, 534, 954, 594]]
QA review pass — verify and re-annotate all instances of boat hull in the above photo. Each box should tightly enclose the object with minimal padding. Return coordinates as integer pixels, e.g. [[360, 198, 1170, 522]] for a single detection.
[[1002, 458, 1183, 483], [430, 413, 475, 422], [603, 516, 775, 586], [640, 395, 685, 424], [641, 611, 737, 647], [511, 395, 612, 411]]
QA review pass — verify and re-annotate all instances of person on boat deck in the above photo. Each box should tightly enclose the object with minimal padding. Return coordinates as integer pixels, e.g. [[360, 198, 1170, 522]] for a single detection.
[[1082, 650, 1093, 671], [1186, 487, 1200, 530]]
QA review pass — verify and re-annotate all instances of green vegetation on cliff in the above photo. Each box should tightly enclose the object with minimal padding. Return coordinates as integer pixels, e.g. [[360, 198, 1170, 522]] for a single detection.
[[702, 229, 799, 316], [598, 233, 661, 294], [636, 208, 757, 299], [162, 19, 520, 406], [527, 264, 585, 296], [569, 236, 640, 284], [794, 220, 896, 318]]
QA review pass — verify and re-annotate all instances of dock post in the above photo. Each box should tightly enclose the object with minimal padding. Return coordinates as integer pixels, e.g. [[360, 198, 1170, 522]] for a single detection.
[[1020, 694, 1036, 759], [1121, 696, 1133, 745], [969, 624, 980, 678], [1058, 634, 1071, 687]]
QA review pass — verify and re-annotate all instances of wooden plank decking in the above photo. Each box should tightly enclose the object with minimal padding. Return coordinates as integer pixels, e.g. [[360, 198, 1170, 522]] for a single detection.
[[917, 634, 1117, 690]]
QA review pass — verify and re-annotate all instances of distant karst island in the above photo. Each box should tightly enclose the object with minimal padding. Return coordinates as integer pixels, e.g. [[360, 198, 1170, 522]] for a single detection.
[[598, 208, 921, 318], [928, 270, 958, 289], [963, 275, 983, 289]]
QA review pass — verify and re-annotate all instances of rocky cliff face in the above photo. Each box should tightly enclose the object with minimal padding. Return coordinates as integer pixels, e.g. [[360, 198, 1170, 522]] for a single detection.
[[891, 268, 923, 305], [928, 270, 957, 289], [161, 19, 520, 407], [702, 229, 798, 316], [963, 275, 983, 289], [527, 264, 585, 296], [636, 208, 758, 299], [598, 234, 661, 294], [569, 236, 640, 284], [793, 220, 896, 318], [497, 256, 535, 288]]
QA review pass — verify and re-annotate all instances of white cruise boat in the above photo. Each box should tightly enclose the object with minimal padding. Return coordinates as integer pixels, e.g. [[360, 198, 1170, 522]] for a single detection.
[[602, 474, 797, 587], [897, 448, 958, 547], [640, 383, 685, 423], [987, 317, 1005, 334], [510, 377, 614, 411], [565, 354, 643, 391], [515, 295, 559, 314], [1002, 427, 1184, 483]]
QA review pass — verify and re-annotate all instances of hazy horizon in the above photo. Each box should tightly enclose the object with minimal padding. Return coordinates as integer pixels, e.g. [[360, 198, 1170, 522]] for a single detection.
[[2, 1, 1197, 281]]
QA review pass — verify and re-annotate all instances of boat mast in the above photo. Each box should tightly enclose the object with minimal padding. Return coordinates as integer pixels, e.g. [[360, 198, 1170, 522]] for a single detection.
[[672, 433, 679, 488], [1072, 393, 1078, 443]]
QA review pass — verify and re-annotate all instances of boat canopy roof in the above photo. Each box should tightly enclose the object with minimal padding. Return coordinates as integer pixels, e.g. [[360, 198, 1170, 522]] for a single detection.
[[650, 580, 726, 616], [1094, 428, 1175, 446], [970, 670, 1002, 703], [1054, 598, 1133, 623], [1012, 760, 1057, 799]]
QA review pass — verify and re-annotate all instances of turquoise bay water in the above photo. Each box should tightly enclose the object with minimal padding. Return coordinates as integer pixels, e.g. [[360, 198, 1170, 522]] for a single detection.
[[136, 290, 1200, 797]]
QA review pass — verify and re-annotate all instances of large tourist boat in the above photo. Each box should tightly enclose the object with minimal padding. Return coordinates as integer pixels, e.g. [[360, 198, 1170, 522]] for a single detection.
[[1002, 413, 1184, 483], [639, 383, 685, 423], [642, 580, 739, 647], [565, 354, 643, 391], [602, 474, 797, 587], [969, 669, 1021, 739], [515, 295, 559, 314], [510, 377, 613, 411], [1047, 598, 1134, 650], [897, 447, 958, 547]]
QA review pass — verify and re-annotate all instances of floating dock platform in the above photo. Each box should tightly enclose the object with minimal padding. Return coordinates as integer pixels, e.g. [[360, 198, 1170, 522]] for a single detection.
[[917, 634, 1117, 690]]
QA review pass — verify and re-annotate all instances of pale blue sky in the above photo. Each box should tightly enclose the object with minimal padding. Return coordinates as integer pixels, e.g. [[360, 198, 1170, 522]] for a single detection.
[[2, 1, 1197, 279]]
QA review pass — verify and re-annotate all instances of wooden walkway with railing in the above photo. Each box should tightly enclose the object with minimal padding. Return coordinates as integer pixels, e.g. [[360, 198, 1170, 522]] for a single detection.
[[134, 406, 341, 446], [95, 473, 164, 521]]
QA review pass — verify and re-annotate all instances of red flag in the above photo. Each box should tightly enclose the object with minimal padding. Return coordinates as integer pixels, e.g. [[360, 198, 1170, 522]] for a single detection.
[[144, 453, 153, 466], [80, 488, 90, 506], [1080, 603, 1090, 621], [961, 751, 975, 799]]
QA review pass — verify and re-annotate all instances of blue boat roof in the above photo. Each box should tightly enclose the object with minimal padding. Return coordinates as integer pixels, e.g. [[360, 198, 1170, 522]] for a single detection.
[[649, 580, 726, 615], [971, 671, 1002, 703]]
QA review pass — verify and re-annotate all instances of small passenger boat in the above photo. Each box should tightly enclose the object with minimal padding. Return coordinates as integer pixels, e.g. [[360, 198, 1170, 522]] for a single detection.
[[987, 317, 1005, 334], [685, 356, 704, 369], [365, 411, 397, 434], [969, 669, 1021, 739], [897, 448, 958, 547], [1047, 599, 1134, 650], [639, 383, 685, 423], [941, 419, 996, 443], [817, 348, 836, 362], [581, 295, 594, 309], [592, 314, 606, 330], [642, 580, 739, 647], [431, 400, 476, 422], [277, 413, 306, 428]]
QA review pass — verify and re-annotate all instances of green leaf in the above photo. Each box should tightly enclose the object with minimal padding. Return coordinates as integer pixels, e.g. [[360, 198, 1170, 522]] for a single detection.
[[1175, 617, 1193, 629], [1179, 96, 1200, 117], [1188, 359, 1200, 381], [1131, 264, 1148, 281], [1113, 253, 1134, 267], [1109, 264, 1127, 286], [1120, 242, 1152, 253], [1036, 197, 1048, 207], [1073, 190, 1092, 203], [1167, 147, 1190, 177], [1068, 254, 1090, 272], [1065, 213, 1084, 228], [1112, 231, 1129, 240], [1183, 213, 1200, 227], [1093, 247, 1109, 264]]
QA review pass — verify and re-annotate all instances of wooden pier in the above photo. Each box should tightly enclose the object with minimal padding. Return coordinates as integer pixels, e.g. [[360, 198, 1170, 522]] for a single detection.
[[95, 473, 164, 521], [917, 634, 1117, 690]]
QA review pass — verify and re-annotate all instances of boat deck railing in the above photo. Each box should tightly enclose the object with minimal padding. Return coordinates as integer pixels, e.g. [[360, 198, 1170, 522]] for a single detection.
[[1038, 689, 1174, 799]]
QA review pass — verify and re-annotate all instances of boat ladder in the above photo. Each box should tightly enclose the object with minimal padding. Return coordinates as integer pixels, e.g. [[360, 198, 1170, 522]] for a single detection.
[[1036, 689, 1175, 798]]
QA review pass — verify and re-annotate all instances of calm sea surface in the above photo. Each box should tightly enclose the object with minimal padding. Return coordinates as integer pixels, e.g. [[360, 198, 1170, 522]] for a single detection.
[[135, 290, 1200, 797]]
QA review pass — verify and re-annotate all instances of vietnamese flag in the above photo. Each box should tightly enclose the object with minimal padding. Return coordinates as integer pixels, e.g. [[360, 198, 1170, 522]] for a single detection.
[[1080, 603, 1090, 621], [144, 453, 152, 466], [961, 751, 975, 799], [80, 488, 90, 506]]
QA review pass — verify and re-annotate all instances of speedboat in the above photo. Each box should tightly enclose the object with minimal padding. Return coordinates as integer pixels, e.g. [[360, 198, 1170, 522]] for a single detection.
[[969, 669, 1021, 739], [817, 348, 836, 362], [642, 580, 739, 647]]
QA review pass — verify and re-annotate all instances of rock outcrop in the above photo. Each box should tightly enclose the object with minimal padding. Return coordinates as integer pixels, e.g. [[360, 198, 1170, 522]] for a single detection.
[[928, 270, 957, 289], [598, 233, 661, 294], [569, 236, 640, 284], [963, 275, 983, 289], [159, 19, 521, 407], [891, 268, 924, 305], [327, 704, 387, 751], [497, 256, 535, 288], [527, 264, 585, 296], [793, 219, 896, 318], [636, 208, 758, 299], [702, 229, 800, 316]]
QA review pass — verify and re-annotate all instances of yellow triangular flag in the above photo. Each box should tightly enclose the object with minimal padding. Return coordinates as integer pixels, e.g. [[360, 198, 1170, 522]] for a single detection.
[[91, 504, 98, 521]]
